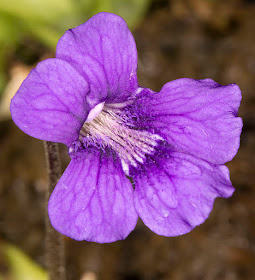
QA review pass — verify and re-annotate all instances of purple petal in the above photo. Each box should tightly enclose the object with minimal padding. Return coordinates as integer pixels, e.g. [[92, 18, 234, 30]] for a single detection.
[[10, 59, 89, 146], [48, 149, 138, 243], [56, 12, 138, 106], [133, 152, 234, 237], [133, 78, 242, 165]]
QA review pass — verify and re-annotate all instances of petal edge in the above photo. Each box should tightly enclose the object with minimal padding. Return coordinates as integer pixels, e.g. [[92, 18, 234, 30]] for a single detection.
[[56, 12, 138, 106], [10, 58, 90, 146], [48, 149, 138, 243]]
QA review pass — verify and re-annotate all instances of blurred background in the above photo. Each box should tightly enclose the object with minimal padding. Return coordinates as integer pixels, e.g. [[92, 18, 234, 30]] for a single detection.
[[0, 0, 255, 279]]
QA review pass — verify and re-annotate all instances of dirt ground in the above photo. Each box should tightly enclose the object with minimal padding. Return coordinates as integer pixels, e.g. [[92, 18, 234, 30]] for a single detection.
[[0, 0, 255, 279]]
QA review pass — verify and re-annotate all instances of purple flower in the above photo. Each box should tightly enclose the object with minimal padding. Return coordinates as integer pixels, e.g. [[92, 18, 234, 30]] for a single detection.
[[10, 12, 242, 243]]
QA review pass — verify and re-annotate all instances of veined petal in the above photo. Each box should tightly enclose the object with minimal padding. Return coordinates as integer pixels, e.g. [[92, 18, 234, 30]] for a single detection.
[[133, 152, 234, 237], [48, 149, 138, 243], [56, 12, 138, 106], [10, 58, 89, 146], [133, 79, 242, 165]]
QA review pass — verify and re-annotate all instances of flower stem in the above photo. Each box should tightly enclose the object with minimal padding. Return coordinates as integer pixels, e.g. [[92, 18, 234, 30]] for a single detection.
[[44, 141, 66, 280]]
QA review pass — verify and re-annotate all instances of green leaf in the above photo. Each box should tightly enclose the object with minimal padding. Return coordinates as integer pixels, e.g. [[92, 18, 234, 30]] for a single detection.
[[0, 0, 77, 48], [0, 12, 20, 45], [0, 0, 152, 52], [2, 243, 47, 280], [0, 0, 75, 24]]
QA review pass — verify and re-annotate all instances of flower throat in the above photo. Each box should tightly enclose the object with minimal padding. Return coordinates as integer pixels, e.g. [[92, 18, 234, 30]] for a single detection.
[[73, 105, 162, 174]]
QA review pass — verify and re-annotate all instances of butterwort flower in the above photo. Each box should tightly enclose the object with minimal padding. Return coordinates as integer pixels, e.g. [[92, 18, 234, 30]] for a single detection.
[[10, 12, 242, 243]]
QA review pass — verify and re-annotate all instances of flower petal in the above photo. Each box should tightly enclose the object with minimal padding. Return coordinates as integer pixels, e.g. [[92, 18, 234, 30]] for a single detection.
[[56, 12, 138, 106], [48, 149, 138, 243], [133, 152, 234, 237], [10, 58, 89, 146], [133, 78, 242, 164]]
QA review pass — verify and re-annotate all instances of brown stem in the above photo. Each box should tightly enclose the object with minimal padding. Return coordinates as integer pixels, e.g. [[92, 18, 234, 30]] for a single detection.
[[44, 141, 66, 280]]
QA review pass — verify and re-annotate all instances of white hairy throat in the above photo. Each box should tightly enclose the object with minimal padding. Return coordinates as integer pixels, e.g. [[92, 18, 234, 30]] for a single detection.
[[76, 102, 162, 175]]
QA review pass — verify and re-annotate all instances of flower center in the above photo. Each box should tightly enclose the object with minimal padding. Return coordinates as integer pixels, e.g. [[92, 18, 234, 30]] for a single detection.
[[72, 104, 163, 175]]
